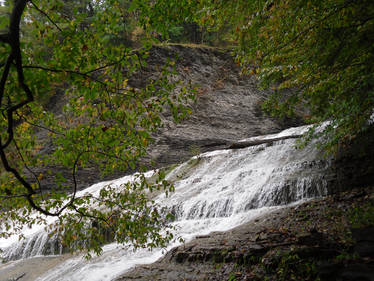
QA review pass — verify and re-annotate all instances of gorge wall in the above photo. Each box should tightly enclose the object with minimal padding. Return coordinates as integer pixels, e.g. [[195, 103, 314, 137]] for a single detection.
[[35, 45, 304, 191]]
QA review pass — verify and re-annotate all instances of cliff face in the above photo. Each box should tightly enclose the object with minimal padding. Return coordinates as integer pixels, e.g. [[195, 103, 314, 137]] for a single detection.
[[114, 47, 374, 281], [142, 45, 304, 168], [35, 45, 304, 191]]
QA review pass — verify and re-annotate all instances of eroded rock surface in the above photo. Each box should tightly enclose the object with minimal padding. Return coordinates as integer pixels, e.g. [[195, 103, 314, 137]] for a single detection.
[[34, 45, 304, 190], [142, 45, 303, 168], [117, 186, 374, 281]]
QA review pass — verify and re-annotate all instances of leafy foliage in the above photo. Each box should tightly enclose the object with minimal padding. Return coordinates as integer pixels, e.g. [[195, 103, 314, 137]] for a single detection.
[[233, 0, 374, 151], [138, 0, 374, 151], [1, 0, 373, 257], [0, 0, 193, 255]]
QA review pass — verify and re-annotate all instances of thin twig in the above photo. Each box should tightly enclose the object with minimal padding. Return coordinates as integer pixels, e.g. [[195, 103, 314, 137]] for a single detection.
[[0, 194, 28, 199], [23, 65, 107, 86], [16, 111, 65, 136], [12, 138, 44, 200], [261, 0, 356, 60], [0, 55, 13, 109], [29, 0, 62, 32]]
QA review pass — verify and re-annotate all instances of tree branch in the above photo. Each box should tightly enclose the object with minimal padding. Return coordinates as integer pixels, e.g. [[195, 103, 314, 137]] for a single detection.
[[0, 0, 60, 217], [12, 138, 44, 199], [23, 65, 137, 98], [16, 111, 66, 136], [261, 0, 356, 60], [23, 65, 108, 87], [0, 193, 29, 199], [29, 0, 62, 32]]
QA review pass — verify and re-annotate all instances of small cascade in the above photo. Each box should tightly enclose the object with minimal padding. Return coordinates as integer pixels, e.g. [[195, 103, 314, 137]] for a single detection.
[[0, 124, 333, 281], [163, 129, 330, 222], [2, 232, 63, 261], [0, 175, 137, 262]]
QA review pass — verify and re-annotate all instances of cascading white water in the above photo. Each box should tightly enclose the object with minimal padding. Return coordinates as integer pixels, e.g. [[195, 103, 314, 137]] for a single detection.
[[0, 124, 332, 281]]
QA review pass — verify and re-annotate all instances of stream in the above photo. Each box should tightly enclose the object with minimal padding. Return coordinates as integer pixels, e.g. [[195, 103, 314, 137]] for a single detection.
[[0, 124, 332, 281]]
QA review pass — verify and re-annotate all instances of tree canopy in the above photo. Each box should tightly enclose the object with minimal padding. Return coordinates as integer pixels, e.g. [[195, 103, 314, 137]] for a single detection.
[[136, 0, 374, 151], [0, 0, 373, 256], [0, 0, 192, 256]]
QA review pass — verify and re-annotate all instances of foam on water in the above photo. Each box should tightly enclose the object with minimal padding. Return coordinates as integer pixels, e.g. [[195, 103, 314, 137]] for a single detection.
[[1, 124, 331, 281]]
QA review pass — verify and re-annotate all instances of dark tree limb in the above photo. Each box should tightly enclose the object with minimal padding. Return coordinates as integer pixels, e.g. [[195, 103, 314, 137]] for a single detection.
[[0, 0, 61, 217], [29, 0, 63, 32]]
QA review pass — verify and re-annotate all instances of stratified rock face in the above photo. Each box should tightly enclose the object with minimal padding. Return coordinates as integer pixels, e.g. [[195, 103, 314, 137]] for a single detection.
[[141, 45, 304, 168], [31, 45, 304, 190]]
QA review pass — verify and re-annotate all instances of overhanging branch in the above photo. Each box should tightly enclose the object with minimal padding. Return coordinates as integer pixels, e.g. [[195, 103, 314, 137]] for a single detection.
[[0, 0, 60, 217], [29, 0, 62, 32]]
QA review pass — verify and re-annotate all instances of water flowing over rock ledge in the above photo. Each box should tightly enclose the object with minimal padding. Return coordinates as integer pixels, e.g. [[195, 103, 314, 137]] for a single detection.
[[1, 124, 374, 281], [116, 186, 374, 281], [227, 135, 302, 149], [1, 124, 335, 281]]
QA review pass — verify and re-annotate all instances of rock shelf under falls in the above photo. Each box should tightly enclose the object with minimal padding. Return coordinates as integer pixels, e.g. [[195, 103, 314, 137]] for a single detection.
[[0, 125, 334, 281]]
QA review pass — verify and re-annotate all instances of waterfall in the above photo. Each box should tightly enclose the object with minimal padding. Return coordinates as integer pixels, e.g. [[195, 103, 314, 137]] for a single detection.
[[0, 124, 332, 281]]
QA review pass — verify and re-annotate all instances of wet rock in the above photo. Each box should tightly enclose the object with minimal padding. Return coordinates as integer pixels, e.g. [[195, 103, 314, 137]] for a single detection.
[[352, 227, 374, 257], [116, 186, 374, 281], [339, 264, 374, 281]]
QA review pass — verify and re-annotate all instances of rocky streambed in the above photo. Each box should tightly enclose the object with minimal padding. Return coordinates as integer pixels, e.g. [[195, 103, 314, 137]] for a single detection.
[[117, 186, 374, 281], [2, 186, 373, 281]]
